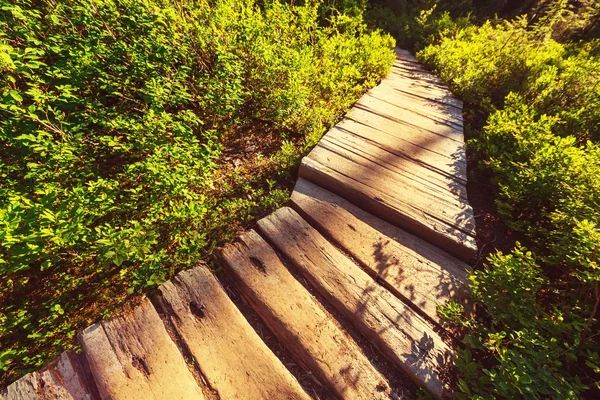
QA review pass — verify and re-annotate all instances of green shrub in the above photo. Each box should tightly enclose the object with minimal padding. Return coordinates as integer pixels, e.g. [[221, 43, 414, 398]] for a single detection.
[[444, 243, 599, 399], [0, 0, 394, 385], [366, 1, 472, 51], [418, 1, 600, 397]]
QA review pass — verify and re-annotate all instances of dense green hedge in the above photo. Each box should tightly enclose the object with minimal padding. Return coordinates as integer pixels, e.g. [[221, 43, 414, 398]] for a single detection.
[[0, 0, 394, 385], [416, 3, 600, 398]]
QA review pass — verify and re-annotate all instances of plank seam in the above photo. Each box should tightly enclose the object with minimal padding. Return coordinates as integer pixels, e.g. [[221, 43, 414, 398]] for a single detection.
[[149, 293, 220, 400], [245, 228, 419, 397], [289, 199, 454, 331]]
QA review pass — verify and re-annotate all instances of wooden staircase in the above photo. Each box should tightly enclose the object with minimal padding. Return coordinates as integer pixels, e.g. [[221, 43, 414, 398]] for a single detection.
[[1, 49, 476, 400]]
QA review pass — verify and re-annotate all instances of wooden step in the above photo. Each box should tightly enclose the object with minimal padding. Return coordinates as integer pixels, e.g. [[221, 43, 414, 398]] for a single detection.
[[291, 178, 471, 324], [79, 298, 205, 400], [335, 117, 466, 171], [156, 266, 309, 400], [298, 48, 477, 261], [300, 147, 476, 261], [0, 373, 38, 400], [0, 352, 98, 400], [323, 127, 468, 200], [364, 87, 463, 128], [350, 99, 462, 143], [219, 230, 392, 399], [355, 93, 463, 135], [380, 75, 462, 110], [256, 207, 454, 399]]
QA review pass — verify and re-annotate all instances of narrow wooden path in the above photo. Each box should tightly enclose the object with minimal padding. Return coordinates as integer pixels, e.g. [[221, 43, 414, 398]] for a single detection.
[[1, 49, 476, 400]]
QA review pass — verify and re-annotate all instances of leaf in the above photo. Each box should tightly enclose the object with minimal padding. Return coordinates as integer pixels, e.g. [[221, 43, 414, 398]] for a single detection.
[[40, 260, 51, 270], [9, 90, 23, 102]]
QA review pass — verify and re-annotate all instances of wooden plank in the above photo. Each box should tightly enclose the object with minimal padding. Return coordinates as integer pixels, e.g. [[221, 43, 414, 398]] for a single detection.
[[394, 48, 418, 62], [308, 139, 467, 213], [256, 207, 454, 399], [353, 95, 463, 141], [219, 230, 392, 400], [336, 117, 466, 170], [365, 86, 463, 128], [1, 352, 98, 400], [291, 178, 471, 324], [39, 352, 98, 400], [299, 154, 477, 261], [156, 266, 309, 400], [388, 65, 451, 92], [345, 107, 464, 157], [380, 78, 462, 111], [324, 127, 468, 200], [0, 373, 39, 400], [305, 139, 475, 232], [79, 298, 204, 400]]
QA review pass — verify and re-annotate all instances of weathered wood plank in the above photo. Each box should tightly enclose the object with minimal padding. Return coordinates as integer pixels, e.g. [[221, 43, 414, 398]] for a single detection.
[[157, 266, 309, 400], [336, 117, 466, 169], [1, 352, 98, 400], [345, 107, 464, 156], [305, 136, 475, 229], [79, 298, 204, 400], [365, 87, 463, 128], [378, 81, 462, 113], [353, 95, 463, 141], [394, 48, 419, 62], [0, 373, 39, 400], [388, 65, 451, 91], [39, 352, 98, 400], [256, 207, 454, 399], [299, 154, 477, 261], [324, 127, 468, 199], [291, 178, 471, 324], [219, 229, 392, 400], [308, 140, 468, 214]]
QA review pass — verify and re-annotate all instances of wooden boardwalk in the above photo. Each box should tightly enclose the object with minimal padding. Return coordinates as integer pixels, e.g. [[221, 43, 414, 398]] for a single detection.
[[1, 49, 476, 400]]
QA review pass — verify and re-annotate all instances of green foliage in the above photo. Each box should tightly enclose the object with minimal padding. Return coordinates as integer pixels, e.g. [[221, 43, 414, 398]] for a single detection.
[[443, 245, 598, 399], [417, 1, 600, 397], [365, 0, 472, 51], [0, 0, 394, 385]]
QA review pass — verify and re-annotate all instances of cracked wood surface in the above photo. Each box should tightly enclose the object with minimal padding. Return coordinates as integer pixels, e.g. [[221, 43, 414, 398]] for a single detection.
[[220, 230, 392, 400], [299, 49, 476, 261], [257, 207, 454, 398], [291, 178, 470, 324], [79, 298, 204, 400], [156, 266, 309, 400], [0, 352, 98, 400]]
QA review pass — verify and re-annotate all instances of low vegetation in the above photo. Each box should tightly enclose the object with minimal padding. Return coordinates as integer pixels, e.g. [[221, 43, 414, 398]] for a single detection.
[[372, 0, 600, 397], [0, 0, 395, 385]]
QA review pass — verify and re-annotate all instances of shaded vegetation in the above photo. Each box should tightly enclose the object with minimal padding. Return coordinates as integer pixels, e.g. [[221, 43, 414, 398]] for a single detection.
[[0, 0, 395, 385]]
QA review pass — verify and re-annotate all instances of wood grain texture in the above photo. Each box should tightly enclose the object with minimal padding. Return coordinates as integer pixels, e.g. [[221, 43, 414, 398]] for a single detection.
[[335, 117, 466, 171], [256, 207, 454, 399], [157, 266, 309, 400], [291, 178, 471, 324], [79, 298, 204, 400], [300, 147, 477, 261], [354, 94, 463, 137], [299, 48, 476, 260], [220, 229, 392, 400], [324, 126, 468, 200], [0, 373, 38, 400], [1, 352, 99, 400]]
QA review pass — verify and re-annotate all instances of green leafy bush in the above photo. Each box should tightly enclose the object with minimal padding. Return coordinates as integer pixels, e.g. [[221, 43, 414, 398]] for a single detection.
[[415, 1, 600, 397], [0, 0, 394, 385], [445, 245, 598, 399]]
